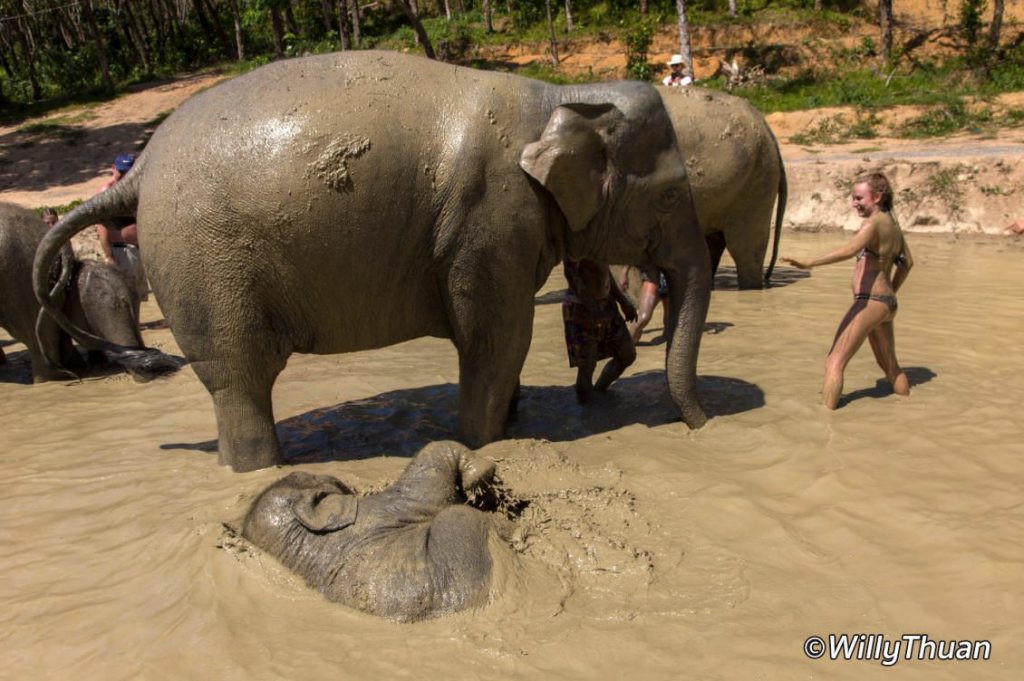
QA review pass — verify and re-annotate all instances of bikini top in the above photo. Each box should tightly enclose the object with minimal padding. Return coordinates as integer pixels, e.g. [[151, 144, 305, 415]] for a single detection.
[[857, 247, 907, 266]]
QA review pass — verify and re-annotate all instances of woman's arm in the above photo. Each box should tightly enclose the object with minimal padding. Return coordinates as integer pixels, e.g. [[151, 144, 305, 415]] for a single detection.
[[892, 239, 914, 292], [781, 221, 877, 270]]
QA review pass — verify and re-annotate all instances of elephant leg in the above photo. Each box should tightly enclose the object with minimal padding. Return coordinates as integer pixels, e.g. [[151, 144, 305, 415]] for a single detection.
[[449, 285, 532, 447], [189, 352, 286, 472], [730, 246, 767, 290], [506, 378, 521, 422], [705, 231, 727, 278], [30, 315, 77, 382], [727, 222, 771, 291]]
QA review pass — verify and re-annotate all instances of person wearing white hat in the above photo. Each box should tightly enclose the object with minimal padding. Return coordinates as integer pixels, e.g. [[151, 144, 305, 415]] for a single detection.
[[663, 54, 693, 87]]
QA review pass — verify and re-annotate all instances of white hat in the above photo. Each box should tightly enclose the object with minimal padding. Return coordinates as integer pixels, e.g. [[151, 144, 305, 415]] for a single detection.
[[669, 54, 684, 66]]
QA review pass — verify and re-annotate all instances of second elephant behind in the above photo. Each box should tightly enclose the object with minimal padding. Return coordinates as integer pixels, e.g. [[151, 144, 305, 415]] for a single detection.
[[659, 86, 787, 289]]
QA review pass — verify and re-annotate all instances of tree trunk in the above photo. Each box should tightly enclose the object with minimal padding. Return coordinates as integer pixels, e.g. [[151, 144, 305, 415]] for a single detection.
[[397, 0, 436, 59], [284, 2, 300, 36], [483, 0, 493, 33], [879, 0, 893, 64], [190, 0, 220, 52], [640, 0, 648, 15], [442, 0, 452, 21], [200, 0, 232, 52], [990, 0, 1005, 51], [12, 1, 41, 101], [320, 0, 336, 33], [337, 0, 352, 50], [728, 0, 736, 18], [674, 0, 693, 78], [452, 0, 465, 13], [545, 0, 559, 65], [350, 0, 362, 47], [565, 0, 574, 32], [226, 0, 246, 60], [814, 0, 822, 11], [53, 8, 77, 50], [269, 5, 286, 57], [122, 1, 154, 74], [160, 0, 182, 45], [146, 0, 165, 55], [83, 0, 115, 95]]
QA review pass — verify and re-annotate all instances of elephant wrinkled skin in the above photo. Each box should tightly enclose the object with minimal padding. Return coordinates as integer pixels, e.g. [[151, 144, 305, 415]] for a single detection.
[[658, 86, 787, 289], [0, 201, 176, 382], [242, 441, 506, 622], [35, 51, 711, 472]]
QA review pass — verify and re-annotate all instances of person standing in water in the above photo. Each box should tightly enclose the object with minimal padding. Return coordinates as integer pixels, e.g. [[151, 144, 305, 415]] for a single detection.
[[562, 259, 638, 404], [781, 172, 914, 409]]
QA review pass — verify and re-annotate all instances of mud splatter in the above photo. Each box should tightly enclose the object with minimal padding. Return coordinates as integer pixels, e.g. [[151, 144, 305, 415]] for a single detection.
[[311, 134, 372, 192]]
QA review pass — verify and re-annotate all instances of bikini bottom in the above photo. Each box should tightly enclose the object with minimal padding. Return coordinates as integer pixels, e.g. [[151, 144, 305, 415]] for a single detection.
[[854, 293, 897, 313]]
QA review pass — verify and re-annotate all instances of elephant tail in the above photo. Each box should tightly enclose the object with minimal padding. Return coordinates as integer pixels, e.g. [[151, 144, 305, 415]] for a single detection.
[[763, 131, 787, 286], [31, 158, 179, 380]]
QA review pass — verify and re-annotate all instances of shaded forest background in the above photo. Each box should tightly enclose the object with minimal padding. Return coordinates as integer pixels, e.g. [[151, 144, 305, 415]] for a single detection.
[[0, 1, 1021, 116]]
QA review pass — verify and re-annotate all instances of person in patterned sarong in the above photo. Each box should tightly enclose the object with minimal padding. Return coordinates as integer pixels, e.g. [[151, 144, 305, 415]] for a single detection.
[[562, 259, 638, 404]]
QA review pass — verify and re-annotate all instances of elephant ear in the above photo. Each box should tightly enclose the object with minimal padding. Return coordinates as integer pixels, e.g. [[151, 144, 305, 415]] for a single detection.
[[293, 489, 358, 533], [519, 103, 621, 232]]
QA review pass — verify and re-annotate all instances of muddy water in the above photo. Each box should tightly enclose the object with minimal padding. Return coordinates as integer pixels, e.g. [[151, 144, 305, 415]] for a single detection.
[[2, 232, 1022, 680]]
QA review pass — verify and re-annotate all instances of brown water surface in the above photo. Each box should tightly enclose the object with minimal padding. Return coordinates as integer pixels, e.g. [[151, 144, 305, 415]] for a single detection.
[[2, 232, 1022, 680]]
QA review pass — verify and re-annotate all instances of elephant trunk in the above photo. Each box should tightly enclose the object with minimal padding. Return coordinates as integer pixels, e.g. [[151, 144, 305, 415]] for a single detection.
[[662, 209, 711, 429]]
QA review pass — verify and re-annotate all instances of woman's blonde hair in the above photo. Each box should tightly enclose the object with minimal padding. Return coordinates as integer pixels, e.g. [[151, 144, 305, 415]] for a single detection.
[[855, 172, 893, 212]]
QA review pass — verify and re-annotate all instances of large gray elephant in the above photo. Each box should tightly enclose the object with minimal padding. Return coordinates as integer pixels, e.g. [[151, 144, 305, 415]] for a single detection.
[[658, 86, 787, 289], [0, 202, 176, 382], [242, 441, 506, 622], [35, 50, 711, 472]]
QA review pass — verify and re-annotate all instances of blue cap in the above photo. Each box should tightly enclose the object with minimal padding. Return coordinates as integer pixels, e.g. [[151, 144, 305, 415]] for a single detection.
[[114, 154, 136, 173]]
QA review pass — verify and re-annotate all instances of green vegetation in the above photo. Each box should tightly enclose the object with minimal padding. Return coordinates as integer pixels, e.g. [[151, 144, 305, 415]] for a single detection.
[[925, 165, 968, 218], [0, 1, 1020, 145], [789, 110, 880, 145]]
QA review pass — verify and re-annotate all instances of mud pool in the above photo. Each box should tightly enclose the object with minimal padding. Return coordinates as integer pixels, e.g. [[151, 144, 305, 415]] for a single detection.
[[1, 231, 1022, 680]]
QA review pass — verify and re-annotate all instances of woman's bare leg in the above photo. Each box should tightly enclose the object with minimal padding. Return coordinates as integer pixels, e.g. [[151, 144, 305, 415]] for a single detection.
[[868, 320, 910, 396], [822, 301, 890, 409]]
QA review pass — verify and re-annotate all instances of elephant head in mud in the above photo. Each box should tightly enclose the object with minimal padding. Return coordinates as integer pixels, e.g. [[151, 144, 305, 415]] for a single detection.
[[35, 50, 711, 472], [658, 86, 787, 289], [242, 441, 508, 622], [0, 201, 177, 383]]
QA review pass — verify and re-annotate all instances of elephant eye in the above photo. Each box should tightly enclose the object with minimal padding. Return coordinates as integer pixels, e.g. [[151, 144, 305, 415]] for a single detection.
[[658, 187, 681, 211]]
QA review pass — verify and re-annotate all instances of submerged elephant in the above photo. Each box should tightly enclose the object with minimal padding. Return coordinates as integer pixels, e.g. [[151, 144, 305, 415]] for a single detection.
[[35, 50, 711, 472], [0, 202, 176, 382], [658, 86, 787, 289], [243, 441, 506, 622]]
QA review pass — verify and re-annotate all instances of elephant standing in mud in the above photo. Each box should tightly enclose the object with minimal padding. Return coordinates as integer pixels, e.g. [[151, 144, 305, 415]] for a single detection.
[[35, 50, 711, 472], [658, 86, 787, 289], [0, 202, 176, 382], [243, 441, 507, 622]]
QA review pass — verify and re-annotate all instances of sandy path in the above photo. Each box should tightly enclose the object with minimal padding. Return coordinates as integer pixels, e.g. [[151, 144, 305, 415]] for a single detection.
[[0, 72, 227, 209], [2, 67, 1023, 238]]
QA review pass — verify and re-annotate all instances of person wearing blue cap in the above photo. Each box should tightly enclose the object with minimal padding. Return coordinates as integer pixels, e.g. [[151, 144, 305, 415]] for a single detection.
[[96, 153, 148, 320]]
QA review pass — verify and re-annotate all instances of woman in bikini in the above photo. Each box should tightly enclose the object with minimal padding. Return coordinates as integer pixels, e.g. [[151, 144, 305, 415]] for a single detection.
[[782, 172, 914, 409]]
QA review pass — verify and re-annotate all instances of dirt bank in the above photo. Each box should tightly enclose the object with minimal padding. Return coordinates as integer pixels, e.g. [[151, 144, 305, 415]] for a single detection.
[[5, 0, 1024, 238]]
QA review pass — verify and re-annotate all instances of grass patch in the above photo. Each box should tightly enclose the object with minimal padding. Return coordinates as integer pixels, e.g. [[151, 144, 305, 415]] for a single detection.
[[898, 100, 993, 138], [790, 111, 880, 145], [925, 165, 967, 218], [16, 121, 87, 142], [35, 199, 84, 216]]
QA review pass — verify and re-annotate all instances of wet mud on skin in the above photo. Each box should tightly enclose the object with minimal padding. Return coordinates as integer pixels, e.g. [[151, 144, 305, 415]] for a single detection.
[[2, 232, 1023, 680]]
